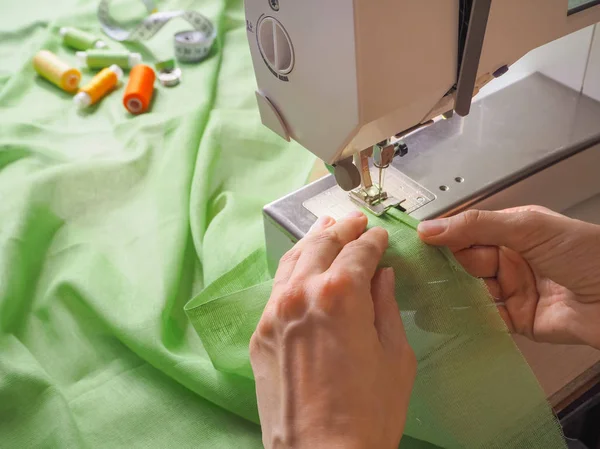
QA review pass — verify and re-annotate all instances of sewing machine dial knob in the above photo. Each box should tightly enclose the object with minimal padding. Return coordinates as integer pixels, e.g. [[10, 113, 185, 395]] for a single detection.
[[257, 17, 294, 76]]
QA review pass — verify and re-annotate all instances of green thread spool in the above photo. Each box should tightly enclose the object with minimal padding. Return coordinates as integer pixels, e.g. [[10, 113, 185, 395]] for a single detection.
[[60, 27, 106, 50], [76, 50, 142, 70]]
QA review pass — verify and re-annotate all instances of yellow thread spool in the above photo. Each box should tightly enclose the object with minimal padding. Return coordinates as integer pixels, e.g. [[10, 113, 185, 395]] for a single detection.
[[73, 64, 123, 109], [33, 50, 81, 93]]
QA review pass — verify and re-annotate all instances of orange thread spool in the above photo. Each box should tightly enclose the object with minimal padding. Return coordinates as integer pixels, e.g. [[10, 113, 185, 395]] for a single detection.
[[123, 64, 155, 114], [74, 65, 123, 109], [85, 68, 119, 103]]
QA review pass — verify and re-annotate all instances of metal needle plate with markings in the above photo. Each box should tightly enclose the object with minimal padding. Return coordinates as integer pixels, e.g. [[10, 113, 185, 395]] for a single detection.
[[303, 166, 435, 220]]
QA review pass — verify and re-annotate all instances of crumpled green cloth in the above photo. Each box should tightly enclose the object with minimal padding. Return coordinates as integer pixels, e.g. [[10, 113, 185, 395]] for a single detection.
[[186, 209, 567, 449], [0, 0, 313, 447], [0, 0, 567, 447]]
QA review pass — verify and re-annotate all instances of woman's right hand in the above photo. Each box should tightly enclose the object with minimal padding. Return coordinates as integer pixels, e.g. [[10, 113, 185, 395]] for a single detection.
[[417, 206, 600, 350]]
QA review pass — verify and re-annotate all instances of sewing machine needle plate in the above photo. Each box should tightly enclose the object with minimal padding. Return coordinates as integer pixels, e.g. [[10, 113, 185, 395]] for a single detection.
[[303, 166, 435, 220]]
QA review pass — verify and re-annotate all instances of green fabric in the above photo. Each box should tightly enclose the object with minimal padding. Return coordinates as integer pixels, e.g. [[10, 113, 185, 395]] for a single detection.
[[186, 209, 567, 449], [569, 0, 597, 11], [0, 0, 568, 448], [0, 0, 314, 447]]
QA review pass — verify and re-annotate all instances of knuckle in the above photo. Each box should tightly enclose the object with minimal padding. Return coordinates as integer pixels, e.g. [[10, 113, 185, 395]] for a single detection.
[[313, 271, 354, 313], [461, 209, 483, 228], [274, 283, 308, 321], [516, 210, 560, 254], [369, 227, 389, 244], [249, 325, 273, 361], [312, 229, 343, 250], [520, 210, 545, 226], [347, 238, 378, 255], [279, 247, 299, 266], [318, 271, 354, 297], [514, 211, 547, 238], [249, 332, 262, 357], [253, 313, 275, 341], [526, 204, 552, 214]]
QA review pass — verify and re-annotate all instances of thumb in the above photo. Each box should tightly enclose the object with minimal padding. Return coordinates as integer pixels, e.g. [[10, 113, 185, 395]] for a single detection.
[[371, 268, 410, 351], [417, 209, 566, 255]]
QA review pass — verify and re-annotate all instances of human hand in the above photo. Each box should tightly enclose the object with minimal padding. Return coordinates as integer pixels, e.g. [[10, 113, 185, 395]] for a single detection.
[[418, 206, 600, 350], [250, 211, 416, 449]]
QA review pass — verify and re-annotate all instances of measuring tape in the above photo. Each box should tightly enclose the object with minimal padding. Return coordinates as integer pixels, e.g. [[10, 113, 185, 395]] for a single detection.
[[97, 0, 216, 63]]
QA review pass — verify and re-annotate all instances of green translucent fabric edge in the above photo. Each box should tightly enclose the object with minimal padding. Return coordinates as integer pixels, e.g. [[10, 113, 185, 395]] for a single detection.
[[185, 210, 567, 449]]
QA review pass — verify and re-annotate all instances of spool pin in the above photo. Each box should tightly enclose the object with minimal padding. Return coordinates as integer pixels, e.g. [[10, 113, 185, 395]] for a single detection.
[[76, 50, 142, 70], [123, 64, 155, 114], [74, 64, 123, 109], [60, 27, 107, 51], [33, 50, 81, 93]]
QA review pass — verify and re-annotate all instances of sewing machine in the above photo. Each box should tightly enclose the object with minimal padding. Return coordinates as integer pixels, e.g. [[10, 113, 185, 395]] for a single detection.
[[244, 0, 600, 267], [244, 0, 600, 436]]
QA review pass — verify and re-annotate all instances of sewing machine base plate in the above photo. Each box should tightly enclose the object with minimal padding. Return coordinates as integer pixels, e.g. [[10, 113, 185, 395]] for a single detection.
[[264, 74, 600, 275]]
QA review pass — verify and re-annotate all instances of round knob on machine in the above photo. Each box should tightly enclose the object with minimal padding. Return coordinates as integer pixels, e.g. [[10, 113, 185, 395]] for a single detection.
[[334, 158, 361, 192], [258, 17, 294, 75]]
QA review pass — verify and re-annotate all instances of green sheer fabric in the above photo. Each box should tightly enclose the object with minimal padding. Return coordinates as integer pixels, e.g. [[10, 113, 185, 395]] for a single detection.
[[0, 0, 566, 447], [186, 209, 567, 449], [0, 0, 311, 446], [569, 0, 598, 12]]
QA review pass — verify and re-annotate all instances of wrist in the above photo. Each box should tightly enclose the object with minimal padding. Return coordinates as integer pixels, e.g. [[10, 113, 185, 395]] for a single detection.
[[565, 306, 600, 351]]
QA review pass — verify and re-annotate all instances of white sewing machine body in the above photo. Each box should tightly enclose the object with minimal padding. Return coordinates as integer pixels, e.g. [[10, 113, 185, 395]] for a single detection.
[[243, 0, 600, 272], [245, 0, 600, 165]]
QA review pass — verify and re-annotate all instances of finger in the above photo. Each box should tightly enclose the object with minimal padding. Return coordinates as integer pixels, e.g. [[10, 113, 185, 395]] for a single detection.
[[292, 211, 368, 278], [495, 303, 515, 334], [273, 216, 336, 289], [371, 268, 409, 350], [497, 246, 538, 339], [484, 278, 503, 301], [497, 205, 563, 218], [328, 227, 389, 285], [417, 209, 565, 255], [307, 215, 337, 236], [454, 247, 499, 278]]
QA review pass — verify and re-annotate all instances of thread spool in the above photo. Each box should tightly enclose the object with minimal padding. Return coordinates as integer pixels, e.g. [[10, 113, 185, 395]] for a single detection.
[[74, 64, 123, 109], [123, 64, 155, 114], [155, 59, 181, 87], [60, 27, 106, 50], [76, 50, 142, 70], [33, 50, 81, 93]]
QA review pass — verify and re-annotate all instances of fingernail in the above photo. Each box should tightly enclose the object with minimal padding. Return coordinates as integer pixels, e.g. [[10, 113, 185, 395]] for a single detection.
[[309, 215, 333, 232], [417, 219, 448, 237], [346, 210, 365, 219]]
